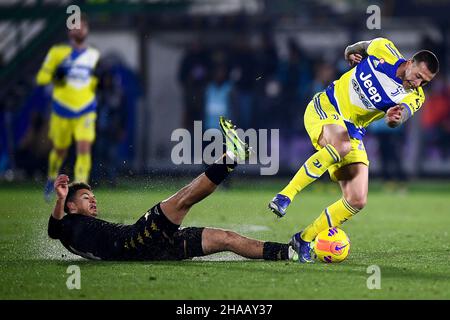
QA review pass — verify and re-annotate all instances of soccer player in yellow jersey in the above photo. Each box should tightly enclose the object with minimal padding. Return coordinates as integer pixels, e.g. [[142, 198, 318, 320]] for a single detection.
[[36, 15, 100, 201], [268, 38, 439, 262]]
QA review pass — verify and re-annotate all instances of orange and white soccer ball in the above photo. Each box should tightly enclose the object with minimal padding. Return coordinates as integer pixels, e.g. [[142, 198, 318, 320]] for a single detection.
[[313, 227, 350, 263]]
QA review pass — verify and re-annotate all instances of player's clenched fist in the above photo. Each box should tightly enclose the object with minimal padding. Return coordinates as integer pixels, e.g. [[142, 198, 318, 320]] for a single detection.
[[347, 53, 363, 67], [54, 174, 69, 200], [386, 105, 404, 128]]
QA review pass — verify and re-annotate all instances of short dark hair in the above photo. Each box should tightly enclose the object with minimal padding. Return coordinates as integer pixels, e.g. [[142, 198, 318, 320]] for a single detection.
[[80, 13, 89, 24], [412, 50, 439, 74], [64, 182, 92, 214]]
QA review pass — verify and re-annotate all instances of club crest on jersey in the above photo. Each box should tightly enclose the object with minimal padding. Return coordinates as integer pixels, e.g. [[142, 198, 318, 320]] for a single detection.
[[313, 159, 322, 168], [390, 85, 405, 96]]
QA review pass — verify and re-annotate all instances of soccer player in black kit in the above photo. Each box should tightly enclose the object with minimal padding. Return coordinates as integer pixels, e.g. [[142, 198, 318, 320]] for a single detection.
[[48, 117, 296, 262]]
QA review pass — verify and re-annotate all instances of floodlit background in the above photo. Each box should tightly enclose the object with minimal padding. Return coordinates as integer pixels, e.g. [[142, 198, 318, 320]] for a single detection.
[[1, 0, 449, 184]]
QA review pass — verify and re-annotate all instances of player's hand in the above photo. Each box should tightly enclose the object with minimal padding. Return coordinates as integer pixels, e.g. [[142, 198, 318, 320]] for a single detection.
[[347, 53, 363, 67], [386, 105, 403, 128], [54, 174, 69, 200]]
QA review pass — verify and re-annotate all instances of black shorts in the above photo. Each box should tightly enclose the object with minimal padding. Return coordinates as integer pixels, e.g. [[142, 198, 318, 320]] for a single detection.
[[130, 203, 204, 260]]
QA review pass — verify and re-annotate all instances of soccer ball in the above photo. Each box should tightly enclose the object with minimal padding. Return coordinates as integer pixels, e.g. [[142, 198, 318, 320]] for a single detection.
[[313, 227, 350, 263]]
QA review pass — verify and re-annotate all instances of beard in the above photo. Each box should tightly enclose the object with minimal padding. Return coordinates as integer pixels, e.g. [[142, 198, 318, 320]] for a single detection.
[[403, 80, 412, 89], [70, 32, 87, 45]]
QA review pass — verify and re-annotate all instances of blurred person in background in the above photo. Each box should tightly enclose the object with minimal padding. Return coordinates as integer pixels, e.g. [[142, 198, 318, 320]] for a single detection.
[[36, 15, 101, 201], [253, 32, 279, 128], [369, 118, 407, 188], [204, 64, 233, 130], [420, 75, 450, 162], [93, 59, 127, 187], [308, 61, 337, 99], [277, 38, 313, 132], [230, 35, 257, 129], [14, 86, 52, 180], [178, 39, 211, 132]]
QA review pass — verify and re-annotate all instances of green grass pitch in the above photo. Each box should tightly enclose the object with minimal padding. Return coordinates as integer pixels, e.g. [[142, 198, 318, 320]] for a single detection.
[[1, 178, 450, 300]]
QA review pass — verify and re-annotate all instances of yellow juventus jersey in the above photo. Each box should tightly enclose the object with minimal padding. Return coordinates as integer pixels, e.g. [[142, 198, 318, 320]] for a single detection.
[[325, 37, 425, 139], [36, 44, 101, 118]]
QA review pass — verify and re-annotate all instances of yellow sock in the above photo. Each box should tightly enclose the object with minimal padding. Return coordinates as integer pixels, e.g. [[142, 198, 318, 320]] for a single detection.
[[301, 197, 360, 242], [75, 153, 91, 183], [48, 149, 64, 180], [280, 144, 340, 200]]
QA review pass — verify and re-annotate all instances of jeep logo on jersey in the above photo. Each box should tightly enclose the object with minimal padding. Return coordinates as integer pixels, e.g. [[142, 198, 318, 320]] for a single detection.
[[359, 72, 382, 103], [390, 85, 405, 97]]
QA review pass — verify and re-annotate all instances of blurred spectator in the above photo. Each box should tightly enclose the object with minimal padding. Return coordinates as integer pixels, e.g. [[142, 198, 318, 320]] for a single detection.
[[369, 119, 407, 182], [14, 86, 52, 180], [420, 76, 450, 161], [254, 32, 280, 128], [94, 68, 125, 185], [178, 40, 211, 132], [277, 38, 313, 132], [308, 60, 336, 97], [255, 33, 279, 81], [92, 53, 141, 186], [204, 64, 233, 130], [230, 36, 257, 129], [1, 77, 33, 180], [0, 108, 9, 177]]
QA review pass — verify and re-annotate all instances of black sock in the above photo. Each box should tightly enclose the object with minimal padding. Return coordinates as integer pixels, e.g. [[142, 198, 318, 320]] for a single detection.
[[263, 242, 290, 261], [204, 154, 237, 185]]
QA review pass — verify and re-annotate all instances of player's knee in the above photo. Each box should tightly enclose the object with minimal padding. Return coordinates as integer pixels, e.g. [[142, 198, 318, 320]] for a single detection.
[[346, 194, 367, 210], [76, 141, 92, 154], [55, 148, 67, 158], [330, 140, 351, 159]]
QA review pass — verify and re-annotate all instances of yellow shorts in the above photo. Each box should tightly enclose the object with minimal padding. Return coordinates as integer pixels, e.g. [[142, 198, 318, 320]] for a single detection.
[[303, 92, 369, 181], [48, 112, 97, 149]]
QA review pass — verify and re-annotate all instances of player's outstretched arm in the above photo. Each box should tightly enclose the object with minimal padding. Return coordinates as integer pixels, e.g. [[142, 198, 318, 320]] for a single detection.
[[52, 174, 69, 220], [344, 40, 371, 67]]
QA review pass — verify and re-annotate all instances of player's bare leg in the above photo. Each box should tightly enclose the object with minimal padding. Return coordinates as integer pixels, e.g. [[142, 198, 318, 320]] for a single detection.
[[285, 124, 354, 262], [161, 171, 220, 225], [336, 163, 368, 211], [318, 124, 352, 157], [161, 165, 296, 261], [270, 123, 351, 217], [159, 118, 293, 261], [161, 117, 249, 225], [201, 228, 265, 259], [292, 162, 367, 263]]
